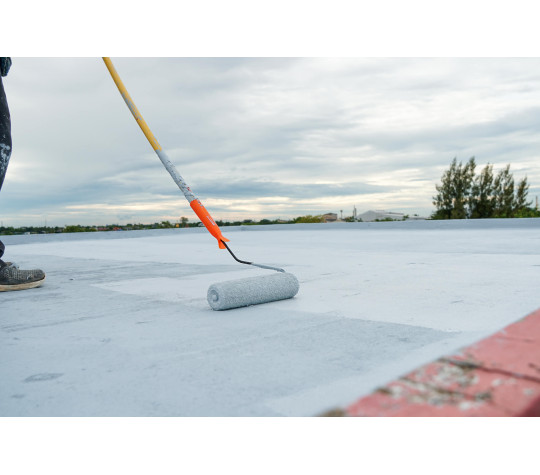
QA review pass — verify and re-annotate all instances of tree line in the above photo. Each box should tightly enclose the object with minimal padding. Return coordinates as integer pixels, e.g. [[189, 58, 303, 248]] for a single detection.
[[0, 217, 312, 235], [432, 157, 539, 219]]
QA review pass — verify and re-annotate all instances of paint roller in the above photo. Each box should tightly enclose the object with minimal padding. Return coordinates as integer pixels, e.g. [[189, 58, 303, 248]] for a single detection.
[[103, 58, 299, 310]]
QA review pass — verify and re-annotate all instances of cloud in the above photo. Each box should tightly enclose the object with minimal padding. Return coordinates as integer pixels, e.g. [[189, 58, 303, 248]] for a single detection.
[[1, 57, 540, 226]]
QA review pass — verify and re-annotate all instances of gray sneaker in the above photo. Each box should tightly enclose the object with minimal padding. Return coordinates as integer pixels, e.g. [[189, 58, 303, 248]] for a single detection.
[[0, 260, 46, 291]]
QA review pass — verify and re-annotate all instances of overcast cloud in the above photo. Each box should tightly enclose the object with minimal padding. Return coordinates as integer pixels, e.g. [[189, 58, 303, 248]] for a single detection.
[[1, 57, 540, 226]]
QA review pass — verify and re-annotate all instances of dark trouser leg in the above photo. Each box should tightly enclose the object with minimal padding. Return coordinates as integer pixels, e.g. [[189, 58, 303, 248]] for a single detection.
[[0, 76, 12, 258], [0, 76, 11, 191]]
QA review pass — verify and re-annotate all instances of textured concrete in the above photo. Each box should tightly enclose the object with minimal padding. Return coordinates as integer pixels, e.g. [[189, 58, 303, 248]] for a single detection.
[[1, 219, 539, 416], [345, 308, 540, 416]]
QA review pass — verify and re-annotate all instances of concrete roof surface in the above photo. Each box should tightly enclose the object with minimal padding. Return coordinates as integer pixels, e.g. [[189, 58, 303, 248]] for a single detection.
[[1, 219, 539, 416]]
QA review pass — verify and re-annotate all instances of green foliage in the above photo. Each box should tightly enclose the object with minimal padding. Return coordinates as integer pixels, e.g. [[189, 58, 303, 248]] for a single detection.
[[514, 207, 540, 218], [514, 177, 530, 211], [64, 225, 95, 233], [469, 163, 495, 218], [432, 157, 476, 219], [294, 215, 323, 223], [432, 158, 534, 219], [2, 214, 358, 236], [0, 226, 16, 235]]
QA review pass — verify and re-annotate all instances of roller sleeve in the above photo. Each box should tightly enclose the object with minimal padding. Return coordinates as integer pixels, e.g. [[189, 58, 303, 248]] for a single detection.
[[207, 273, 300, 310]]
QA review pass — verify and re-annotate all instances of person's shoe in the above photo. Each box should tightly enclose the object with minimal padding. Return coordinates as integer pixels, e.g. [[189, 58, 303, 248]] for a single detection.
[[0, 260, 46, 291]]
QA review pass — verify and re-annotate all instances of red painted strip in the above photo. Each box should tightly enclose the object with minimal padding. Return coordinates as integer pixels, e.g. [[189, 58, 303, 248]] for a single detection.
[[345, 308, 540, 417]]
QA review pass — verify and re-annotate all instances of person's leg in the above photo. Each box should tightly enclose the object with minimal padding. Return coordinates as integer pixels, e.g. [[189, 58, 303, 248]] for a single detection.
[[0, 75, 11, 192], [0, 74, 46, 290], [0, 75, 12, 258]]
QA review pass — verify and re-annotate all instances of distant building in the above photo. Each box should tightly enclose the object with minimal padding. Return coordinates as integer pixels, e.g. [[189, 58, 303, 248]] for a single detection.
[[322, 213, 338, 223], [357, 210, 427, 222], [357, 210, 402, 222]]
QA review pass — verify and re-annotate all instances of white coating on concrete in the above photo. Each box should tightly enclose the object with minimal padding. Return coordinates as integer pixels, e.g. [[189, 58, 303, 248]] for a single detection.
[[1, 219, 539, 415]]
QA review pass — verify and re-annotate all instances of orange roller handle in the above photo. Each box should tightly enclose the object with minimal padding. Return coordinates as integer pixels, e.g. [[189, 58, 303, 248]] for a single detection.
[[190, 199, 230, 249]]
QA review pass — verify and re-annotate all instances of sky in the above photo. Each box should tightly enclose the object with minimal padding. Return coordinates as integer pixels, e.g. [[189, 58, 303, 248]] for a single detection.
[[1, 57, 540, 227]]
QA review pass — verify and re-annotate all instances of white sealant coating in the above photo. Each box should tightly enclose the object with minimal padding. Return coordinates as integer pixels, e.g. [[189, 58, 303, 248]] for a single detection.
[[1, 219, 539, 416]]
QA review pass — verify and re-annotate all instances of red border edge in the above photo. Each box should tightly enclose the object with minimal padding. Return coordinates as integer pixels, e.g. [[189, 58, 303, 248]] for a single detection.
[[342, 308, 540, 417]]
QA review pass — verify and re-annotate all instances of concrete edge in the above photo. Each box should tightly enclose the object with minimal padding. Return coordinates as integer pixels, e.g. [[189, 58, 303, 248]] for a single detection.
[[321, 308, 540, 417]]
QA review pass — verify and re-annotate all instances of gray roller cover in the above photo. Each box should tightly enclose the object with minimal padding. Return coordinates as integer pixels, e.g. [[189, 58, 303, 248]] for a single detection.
[[207, 272, 300, 311]]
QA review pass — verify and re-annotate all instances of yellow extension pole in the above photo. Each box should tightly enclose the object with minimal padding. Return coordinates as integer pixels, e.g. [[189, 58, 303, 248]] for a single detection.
[[103, 57, 162, 152], [103, 57, 230, 249]]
